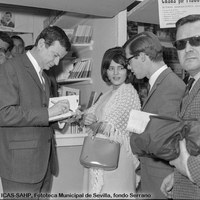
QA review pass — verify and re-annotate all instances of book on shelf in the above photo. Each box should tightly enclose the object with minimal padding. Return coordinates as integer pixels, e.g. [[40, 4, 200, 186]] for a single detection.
[[72, 25, 92, 44], [63, 28, 74, 42], [68, 59, 91, 79], [59, 86, 80, 96], [87, 91, 97, 109], [67, 122, 82, 134]]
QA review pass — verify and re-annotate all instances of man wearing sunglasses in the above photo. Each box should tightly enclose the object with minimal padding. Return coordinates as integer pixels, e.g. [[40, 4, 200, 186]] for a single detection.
[[123, 31, 185, 199], [161, 14, 200, 199]]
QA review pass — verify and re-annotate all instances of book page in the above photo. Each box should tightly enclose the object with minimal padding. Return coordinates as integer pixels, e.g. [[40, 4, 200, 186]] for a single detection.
[[126, 109, 156, 134], [49, 95, 79, 122]]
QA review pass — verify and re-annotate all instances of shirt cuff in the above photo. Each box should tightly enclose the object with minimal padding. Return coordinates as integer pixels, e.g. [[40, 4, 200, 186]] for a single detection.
[[58, 121, 65, 129]]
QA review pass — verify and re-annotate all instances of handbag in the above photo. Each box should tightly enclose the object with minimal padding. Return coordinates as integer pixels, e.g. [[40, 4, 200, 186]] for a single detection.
[[80, 135, 120, 171]]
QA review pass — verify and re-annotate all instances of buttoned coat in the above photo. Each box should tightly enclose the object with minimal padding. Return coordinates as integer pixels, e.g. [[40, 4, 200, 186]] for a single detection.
[[173, 78, 200, 199], [0, 54, 57, 183], [130, 67, 185, 199]]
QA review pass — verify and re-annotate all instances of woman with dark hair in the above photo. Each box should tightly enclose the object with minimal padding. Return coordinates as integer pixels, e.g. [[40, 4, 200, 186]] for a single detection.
[[82, 46, 141, 195]]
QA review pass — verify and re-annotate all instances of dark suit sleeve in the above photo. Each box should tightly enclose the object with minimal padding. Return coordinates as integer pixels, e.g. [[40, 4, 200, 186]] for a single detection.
[[0, 59, 49, 126]]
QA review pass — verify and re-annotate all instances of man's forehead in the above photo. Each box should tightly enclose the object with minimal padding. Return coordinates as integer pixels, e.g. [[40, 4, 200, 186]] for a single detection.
[[0, 39, 9, 50]]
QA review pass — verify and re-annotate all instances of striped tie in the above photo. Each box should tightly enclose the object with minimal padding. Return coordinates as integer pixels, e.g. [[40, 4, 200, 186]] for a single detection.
[[180, 77, 195, 110], [183, 78, 195, 98]]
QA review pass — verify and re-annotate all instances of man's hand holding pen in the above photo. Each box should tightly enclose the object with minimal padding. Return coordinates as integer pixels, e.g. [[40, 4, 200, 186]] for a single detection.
[[48, 99, 70, 119]]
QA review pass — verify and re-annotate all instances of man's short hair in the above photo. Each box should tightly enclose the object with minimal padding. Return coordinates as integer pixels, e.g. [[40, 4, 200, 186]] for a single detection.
[[176, 14, 200, 30], [35, 26, 71, 51], [123, 31, 163, 63]]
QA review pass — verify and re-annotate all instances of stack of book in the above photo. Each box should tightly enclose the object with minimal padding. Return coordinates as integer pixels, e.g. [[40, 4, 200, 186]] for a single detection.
[[56, 59, 91, 81], [72, 25, 92, 44], [67, 122, 83, 134], [68, 59, 91, 79], [63, 28, 75, 42]]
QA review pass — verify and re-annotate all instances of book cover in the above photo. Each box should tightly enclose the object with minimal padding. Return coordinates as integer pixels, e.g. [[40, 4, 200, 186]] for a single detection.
[[49, 95, 79, 122], [87, 91, 97, 109], [60, 86, 80, 96], [126, 110, 156, 134]]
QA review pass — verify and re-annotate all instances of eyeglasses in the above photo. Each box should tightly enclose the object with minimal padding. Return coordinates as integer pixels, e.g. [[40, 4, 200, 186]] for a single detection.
[[173, 35, 200, 50], [126, 54, 138, 65]]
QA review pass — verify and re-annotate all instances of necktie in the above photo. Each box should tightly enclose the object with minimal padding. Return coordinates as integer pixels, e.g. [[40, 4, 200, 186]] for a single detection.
[[39, 70, 45, 91], [183, 77, 195, 98], [180, 77, 195, 110]]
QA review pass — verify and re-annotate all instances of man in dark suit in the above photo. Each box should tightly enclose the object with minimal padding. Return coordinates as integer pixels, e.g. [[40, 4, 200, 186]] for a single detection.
[[0, 26, 71, 199], [123, 31, 185, 199], [161, 14, 200, 199]]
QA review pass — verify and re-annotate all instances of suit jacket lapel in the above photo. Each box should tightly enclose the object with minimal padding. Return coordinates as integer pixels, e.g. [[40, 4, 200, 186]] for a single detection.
[[22, 55, 44, 91], [180, 78, 200, 117], [142, 68, 172, 109], [22, 54, 50, 102]]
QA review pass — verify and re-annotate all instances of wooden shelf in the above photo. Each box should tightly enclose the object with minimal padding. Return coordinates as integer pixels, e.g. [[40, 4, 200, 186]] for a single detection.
[[57, 77, 92, 84], [55, 131, 87, 147], [72, 40, 93, 50]]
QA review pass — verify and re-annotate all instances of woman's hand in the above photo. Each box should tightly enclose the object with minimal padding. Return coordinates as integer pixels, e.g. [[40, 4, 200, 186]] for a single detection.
[[74, 107, 83, 120], [98, 122, 112, 136], [83, 113, 97, 126]]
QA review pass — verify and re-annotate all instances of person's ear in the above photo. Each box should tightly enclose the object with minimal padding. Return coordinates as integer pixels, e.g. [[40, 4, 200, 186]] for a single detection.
[[38, 38, 46, 50]]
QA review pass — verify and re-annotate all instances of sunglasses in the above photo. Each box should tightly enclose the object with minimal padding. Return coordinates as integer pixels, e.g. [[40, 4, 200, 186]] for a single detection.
[[173, 35, 200, 50]]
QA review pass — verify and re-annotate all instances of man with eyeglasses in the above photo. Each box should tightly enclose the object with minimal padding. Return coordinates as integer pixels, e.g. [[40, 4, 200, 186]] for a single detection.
[[123, 31, 185, 199], [0, 31, 13, 64], [161, 14, 200, 199]]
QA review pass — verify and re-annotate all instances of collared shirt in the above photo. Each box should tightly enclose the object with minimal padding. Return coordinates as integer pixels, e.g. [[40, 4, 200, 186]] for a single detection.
[[148, 65, 168, 92], [26, 50, 44, 84]]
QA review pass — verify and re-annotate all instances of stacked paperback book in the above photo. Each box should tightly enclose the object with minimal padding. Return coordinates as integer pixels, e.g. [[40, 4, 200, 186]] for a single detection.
[[68, 59, 91, 79], [56, 59, 91, 82], [72, 25, 92, 44], [63, 25, 92, 44]]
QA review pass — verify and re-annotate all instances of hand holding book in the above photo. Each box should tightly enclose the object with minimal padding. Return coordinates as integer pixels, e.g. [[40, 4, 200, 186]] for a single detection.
[[48, 95, 79, 122]]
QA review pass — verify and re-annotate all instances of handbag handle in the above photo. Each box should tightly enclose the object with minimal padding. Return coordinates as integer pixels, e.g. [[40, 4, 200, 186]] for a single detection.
[[87, 121, 104, 136]]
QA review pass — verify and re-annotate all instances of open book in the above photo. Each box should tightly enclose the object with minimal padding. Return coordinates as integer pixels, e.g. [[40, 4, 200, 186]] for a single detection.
[[126, 109, 156, 134], [49, 95, 79, 122]]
